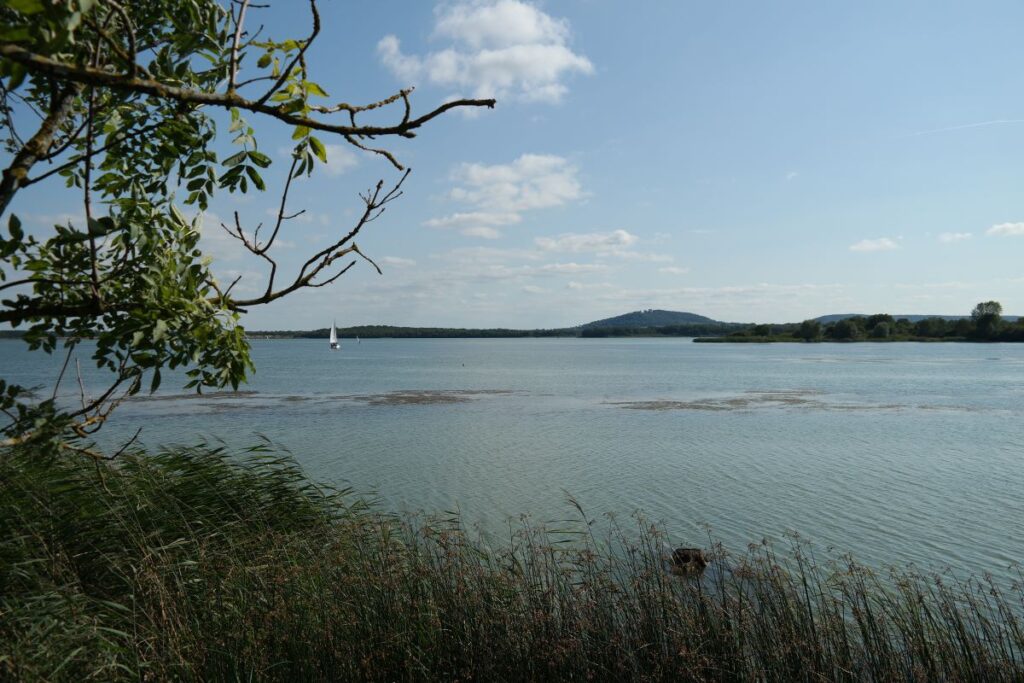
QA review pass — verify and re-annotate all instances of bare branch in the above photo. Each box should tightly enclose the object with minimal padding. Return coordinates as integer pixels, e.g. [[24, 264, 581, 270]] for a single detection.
[[228, 0, 252, 93], [228, 170, 409, 308]]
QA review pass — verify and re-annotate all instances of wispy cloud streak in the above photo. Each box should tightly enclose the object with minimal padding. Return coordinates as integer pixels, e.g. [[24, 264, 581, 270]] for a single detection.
[[902, 119, 1024, 138]]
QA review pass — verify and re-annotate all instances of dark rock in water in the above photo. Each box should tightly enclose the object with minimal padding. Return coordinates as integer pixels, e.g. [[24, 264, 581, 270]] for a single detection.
[[671, 547, 707, 575]]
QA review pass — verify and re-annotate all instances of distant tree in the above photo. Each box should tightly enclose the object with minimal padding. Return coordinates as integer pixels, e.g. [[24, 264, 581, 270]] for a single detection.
[[870, 322, 890, 339], [972, 301, 1003, 319], [866, 314, 895, 330], [797, 319, 822, 341], [914, 317, 948, 338], [831, 319, 862, 340], [751, 324, 771, 337], [971, 301, 1003, 339], [952, 319, 974, 338]]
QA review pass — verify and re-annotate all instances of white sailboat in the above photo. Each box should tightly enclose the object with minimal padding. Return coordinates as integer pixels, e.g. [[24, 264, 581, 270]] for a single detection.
[[329, 321, 339, 350]]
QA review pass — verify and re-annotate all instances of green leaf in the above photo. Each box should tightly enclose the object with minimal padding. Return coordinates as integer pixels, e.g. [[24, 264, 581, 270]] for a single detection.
[[248, 151, 272, 168], [6, 63, 27, 90], [257, 53, 272, 69], [309, 136, 327, 163], [0, 26, 32, 42], [291, 125, 310, 140], [150, 368, 161, 393], [8, 215, 23, 241], [222, 151, 247, 167], [153, 319, 168, 342], [6, 0, 45, 15], [305, 81, 328, 98], [244, 165, 266, 191]]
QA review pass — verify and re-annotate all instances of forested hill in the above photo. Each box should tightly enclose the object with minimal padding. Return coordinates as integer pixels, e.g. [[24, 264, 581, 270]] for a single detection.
[[581, 309, 720, 329]]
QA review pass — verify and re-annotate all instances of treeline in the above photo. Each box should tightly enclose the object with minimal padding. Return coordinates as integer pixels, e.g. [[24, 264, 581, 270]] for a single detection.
[[700, 301, 1024, 343], [580, 323, 746, 337]]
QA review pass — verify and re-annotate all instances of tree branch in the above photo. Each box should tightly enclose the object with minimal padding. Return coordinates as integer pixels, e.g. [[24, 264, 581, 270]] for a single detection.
[[0, 84, 82, 216], [0, 43, 495, 171]]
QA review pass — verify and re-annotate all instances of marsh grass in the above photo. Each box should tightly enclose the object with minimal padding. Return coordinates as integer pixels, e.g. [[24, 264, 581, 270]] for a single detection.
[[1, 443, 1022, 681]]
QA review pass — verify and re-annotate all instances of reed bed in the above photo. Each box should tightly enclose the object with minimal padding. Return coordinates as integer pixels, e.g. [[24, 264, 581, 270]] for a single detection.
[[1, 443, 1022, 681]]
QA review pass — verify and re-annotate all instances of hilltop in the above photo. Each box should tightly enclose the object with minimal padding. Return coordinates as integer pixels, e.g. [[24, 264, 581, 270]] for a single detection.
[[581, 309, 721, 329]]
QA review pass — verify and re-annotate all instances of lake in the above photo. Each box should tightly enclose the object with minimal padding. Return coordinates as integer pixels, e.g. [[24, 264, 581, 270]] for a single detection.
[[3, 338, 1023, 581]]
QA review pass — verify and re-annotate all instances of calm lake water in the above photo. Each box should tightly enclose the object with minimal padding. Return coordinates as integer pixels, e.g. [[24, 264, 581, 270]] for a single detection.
[[3, 338, 1023, 580]]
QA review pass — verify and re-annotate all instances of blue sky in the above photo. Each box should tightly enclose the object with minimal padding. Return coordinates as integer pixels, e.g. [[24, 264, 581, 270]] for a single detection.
[[13, 0, 1024, 328]]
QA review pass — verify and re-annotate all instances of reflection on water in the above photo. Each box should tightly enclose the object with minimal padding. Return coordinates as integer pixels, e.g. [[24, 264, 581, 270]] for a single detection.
[[2, 338, 1022, 583]]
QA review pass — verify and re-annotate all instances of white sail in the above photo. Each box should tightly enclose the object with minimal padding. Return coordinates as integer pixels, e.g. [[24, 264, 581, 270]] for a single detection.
[[329, 322, 339, 348]]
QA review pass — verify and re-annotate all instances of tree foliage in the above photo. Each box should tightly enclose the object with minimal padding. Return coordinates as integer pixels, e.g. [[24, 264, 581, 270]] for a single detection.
[[0, 0, 493, 449], [706, 301, 1023, 343]]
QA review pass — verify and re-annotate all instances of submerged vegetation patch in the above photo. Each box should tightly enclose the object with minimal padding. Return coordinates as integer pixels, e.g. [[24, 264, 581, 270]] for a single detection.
[[2, 443, 1023, 681], [347, 389, 518, 406], [608, 389, 923, 413]]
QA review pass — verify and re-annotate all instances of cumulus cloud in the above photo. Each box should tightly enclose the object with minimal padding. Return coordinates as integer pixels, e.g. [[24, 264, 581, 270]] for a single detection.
[[849, 237, 899, 252], [450, 154, 583, 212], [658, 266, 691, 275], [536, 229, 637, 253], [377, 0, 593, 103], [986, 222, 1024, 237], [425, 153, 583, 239], [938, 232, 972, 243]]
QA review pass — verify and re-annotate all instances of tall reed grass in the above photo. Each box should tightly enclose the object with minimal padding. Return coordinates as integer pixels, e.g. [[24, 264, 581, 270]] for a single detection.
[[1, 443, 1021, 681]]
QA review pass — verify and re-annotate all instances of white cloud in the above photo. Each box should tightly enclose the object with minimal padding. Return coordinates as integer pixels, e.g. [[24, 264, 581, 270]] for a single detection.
[[377, 1, 593, 104], [785, 171, 799, 181], [450, 154, 583, 212], [986, 222, 1024, 237], [536, 229, 637, 253], [539, 262, 607, 274], [434, 0, 570, 49], [849, 237, 899, 252], [424, 210, 520, 239], [425, 153, 583, 239], [461, 226, 502, 239], [567, 281, 612, 290], [522, 285, 545, 294], [381, 256, 416, 268], [938, 232, 972, 243], [424, 211, 521, 229], [659, 266, 691, 275], [322, 144, 359, 176], [614, 251, 673, 263]]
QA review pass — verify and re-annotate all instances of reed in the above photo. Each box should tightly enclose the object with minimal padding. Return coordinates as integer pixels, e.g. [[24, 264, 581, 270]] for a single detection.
[[1, 443, 1021, 681]]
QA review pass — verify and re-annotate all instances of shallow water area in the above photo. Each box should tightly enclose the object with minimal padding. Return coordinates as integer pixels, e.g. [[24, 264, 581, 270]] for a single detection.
[[3, 337, 1022, 583]]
